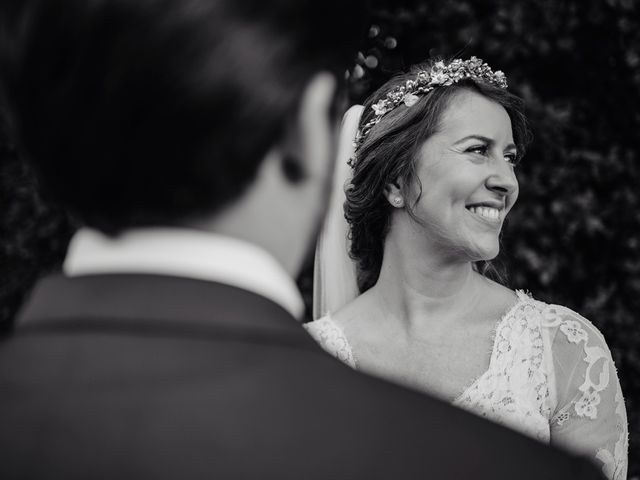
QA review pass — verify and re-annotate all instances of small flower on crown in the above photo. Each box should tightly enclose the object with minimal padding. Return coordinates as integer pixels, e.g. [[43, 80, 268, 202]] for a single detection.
[[352, 57, 509, 160], [372, 101, 391, 116]]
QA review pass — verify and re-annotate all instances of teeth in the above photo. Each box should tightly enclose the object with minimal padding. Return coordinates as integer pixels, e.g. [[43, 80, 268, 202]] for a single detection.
[[468, 206, 501, 220]]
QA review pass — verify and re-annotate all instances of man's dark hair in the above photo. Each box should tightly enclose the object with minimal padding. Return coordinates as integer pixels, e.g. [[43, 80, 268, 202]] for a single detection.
[[346, 59, 531, 292], [0, 0, 366, 233]]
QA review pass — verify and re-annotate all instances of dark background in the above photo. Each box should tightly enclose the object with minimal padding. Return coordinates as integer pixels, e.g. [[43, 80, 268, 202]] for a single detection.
[[1, 0, 638, 476]]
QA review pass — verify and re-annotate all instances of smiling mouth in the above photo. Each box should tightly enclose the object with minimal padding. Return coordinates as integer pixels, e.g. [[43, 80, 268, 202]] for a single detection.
[[466, 205, 502, 223]]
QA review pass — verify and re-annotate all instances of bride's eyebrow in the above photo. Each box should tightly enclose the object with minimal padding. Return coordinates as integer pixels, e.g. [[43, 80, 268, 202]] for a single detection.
[[454, 135, 516, 151], [454, 134, 493, 145]]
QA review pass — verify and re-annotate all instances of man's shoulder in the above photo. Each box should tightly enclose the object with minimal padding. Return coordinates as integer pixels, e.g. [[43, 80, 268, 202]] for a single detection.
[[0, 328, 601, 480], [0, 275, 603, 480]]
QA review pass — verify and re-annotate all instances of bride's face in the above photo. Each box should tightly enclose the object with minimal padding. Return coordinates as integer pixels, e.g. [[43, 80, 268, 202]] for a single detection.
[[403, 89, 519, 262]]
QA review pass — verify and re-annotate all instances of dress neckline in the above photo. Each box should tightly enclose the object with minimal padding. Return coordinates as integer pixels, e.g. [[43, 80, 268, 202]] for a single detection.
[[451, 289, 533, 404], [319, 289, 534, 404]]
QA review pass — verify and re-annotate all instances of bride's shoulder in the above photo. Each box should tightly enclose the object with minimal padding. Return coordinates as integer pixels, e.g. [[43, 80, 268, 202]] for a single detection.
[[303, 293, 377, 369], [475, 275, 520, 321], [514, 292, 599, 334], [303, 314, 357, 368], [328, 288, 378, 330], [507, 291, 613, 356], [304, 314, 341, 337], [477, 273, 611, 351]]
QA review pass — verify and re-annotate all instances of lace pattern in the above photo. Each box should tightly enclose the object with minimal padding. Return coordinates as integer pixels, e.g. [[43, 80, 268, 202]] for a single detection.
[[545, 304, 629, 480], [303, 291, 628, 479], [453, 291, 551, 442], [595, 383, 629, 480], [304, 317, 357, 368]]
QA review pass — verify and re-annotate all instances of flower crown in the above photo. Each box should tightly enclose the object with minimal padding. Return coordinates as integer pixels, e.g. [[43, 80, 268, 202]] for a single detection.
[[353, 57, 508, 154]]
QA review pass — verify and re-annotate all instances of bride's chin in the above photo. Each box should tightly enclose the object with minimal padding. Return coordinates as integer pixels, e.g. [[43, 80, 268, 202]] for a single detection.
[[463, 243, 500, 263]]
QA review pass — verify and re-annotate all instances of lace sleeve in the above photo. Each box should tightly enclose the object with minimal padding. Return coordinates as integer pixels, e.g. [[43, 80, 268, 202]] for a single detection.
[[546, 307, 628, 480]]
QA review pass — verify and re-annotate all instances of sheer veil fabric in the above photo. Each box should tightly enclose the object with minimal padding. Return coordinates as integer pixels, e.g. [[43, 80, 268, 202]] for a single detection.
[[312, 106, 363, 320]]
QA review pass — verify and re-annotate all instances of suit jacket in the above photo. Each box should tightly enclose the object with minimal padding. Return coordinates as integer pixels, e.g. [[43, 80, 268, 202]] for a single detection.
[[0, 273, 604, 479]]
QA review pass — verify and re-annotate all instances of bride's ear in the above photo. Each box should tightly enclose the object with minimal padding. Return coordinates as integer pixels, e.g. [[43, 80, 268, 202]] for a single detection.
[[278, 72, 337, 184], [384, 180, 405, 208]]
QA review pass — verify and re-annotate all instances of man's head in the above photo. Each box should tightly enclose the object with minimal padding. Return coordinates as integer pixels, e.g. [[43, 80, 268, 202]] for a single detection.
[[1, 0, 366, 274]]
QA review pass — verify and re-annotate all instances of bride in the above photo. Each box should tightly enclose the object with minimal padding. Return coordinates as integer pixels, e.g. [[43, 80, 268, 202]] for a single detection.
[[306, 57, 628, 479]]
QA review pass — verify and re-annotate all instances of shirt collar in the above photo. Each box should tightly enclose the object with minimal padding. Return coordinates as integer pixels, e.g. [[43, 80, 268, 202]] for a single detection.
[[63, 227, 305, 320]]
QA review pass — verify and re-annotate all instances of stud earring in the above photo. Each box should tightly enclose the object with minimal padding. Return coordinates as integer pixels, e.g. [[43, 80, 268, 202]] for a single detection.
[[392, 196, 403, 207]]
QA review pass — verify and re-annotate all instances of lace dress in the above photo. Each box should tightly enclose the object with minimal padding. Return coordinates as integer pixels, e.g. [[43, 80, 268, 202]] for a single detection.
[[304, 290, 628, 480]]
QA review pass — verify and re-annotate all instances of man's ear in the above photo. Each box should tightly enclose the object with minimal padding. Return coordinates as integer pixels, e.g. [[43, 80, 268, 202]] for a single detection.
[[279, 72, 337, 184]]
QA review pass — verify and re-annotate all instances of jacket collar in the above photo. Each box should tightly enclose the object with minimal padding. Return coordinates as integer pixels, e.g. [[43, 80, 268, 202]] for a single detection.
[[16, 273, 314, 347], [63, 228, 305, 320]]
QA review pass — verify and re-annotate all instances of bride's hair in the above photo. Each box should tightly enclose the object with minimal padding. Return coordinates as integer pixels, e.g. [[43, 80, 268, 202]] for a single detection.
[[345, 59, 531, 293]]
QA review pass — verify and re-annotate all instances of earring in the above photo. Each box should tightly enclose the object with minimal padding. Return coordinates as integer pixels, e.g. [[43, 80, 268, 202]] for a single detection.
[[281, 154, 306, 183], [392, 196, 403, 207]]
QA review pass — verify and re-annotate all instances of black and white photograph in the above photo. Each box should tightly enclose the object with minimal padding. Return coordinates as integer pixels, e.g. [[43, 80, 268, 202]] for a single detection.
[[0, 0, 637, 478]]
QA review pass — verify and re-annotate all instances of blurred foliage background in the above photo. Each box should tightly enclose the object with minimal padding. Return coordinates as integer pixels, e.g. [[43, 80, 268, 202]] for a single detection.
[[338, 0, 639, 476], [1, 0, 637, 476], [0, 112, 75, 333]]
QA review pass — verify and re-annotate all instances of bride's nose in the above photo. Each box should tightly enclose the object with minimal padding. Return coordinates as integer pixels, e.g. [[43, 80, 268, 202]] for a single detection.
[[485, 160, 518, 197]]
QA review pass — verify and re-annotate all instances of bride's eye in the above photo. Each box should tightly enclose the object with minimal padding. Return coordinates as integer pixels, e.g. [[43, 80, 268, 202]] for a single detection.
[[504, 152, 519, 166], [466, 144, 489, 156]]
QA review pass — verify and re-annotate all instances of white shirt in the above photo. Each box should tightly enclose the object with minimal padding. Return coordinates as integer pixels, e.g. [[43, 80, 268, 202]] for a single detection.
[[63, 227, 305, 319]]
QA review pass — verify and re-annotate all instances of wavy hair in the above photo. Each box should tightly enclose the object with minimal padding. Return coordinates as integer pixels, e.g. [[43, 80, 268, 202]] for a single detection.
[[345, 59, 531, 292]]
